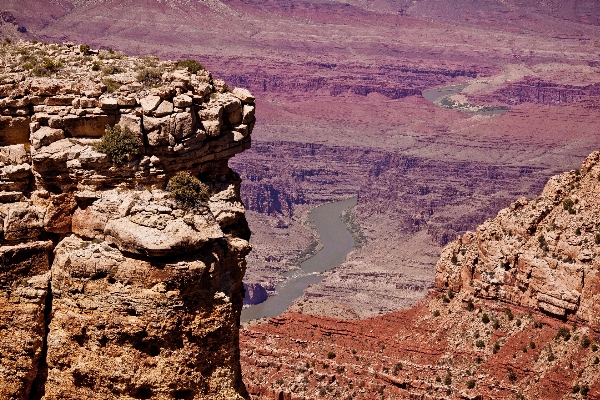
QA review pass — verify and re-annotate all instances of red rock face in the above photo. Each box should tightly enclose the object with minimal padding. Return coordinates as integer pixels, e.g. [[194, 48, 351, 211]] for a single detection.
[[241, 297, 600, 400]]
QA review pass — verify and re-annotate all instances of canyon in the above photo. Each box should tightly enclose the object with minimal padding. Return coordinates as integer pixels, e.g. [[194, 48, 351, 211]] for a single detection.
[[3, 0, 600, 318], [1, 1, 600, 398], [241, 152, 600, 399]]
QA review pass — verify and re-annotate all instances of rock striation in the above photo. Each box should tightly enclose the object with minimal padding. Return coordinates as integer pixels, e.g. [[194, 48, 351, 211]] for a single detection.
[[436, 152, 600, 328], [0, 41, 255, 399]]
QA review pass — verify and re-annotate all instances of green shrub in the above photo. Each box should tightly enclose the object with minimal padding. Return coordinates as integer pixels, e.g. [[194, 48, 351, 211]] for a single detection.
[[80, 44, 91, 55], [102, 77, 121, 93], [32, 57, 62, 76], [327, 351, 336, 359], [167, 171, 210, 207], [582, 335, 591, 349], [93, 125, 141, 164], [444, 374, 452, 385], [466, 379, 476, 389], [102, 65, 123, 75], [176, 58, 205, 74], [492, 342, 501, 354], [137, 67, 163, 86], [466, 299, 474, 311], [482, 313, 490, 324], [556, 327, 571, 341], [505, 308, 514, 321]]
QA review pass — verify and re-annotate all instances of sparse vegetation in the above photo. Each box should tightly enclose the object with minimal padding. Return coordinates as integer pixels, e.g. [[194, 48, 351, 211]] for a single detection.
[[102, 77, 122, 93], [175, 58, 205, 74], [482, 313, 490, 324], [93, 125, 141, 164], [556, 327, 571, 341], [137, 67, 163, 86], [166, 171, 210, 208]]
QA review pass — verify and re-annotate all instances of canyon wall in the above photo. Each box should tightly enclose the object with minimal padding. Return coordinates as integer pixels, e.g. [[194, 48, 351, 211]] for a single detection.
[[0, 42, 254, 399], [436, 152, 600, 329]]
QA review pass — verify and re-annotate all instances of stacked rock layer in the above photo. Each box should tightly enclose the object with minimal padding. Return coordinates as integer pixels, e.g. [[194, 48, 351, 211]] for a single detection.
[[436, 151, 600, 329], [0, 41, 254, 400]]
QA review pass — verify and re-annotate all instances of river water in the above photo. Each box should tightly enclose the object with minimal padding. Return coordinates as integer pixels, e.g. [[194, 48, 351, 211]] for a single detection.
[[240, 197, 357, 322], [422, 84, 508, 116]]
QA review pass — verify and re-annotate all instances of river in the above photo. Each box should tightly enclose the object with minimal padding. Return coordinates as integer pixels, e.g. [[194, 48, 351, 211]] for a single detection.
[[240, 197, 357, 322], [422, 84, 508, 116]]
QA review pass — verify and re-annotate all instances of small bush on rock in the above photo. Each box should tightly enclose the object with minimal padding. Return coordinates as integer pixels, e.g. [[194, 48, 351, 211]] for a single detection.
[[93, 125, 140, 164], [137, 67, 163, 86], [167, 171, 210, 208], [176, 58, 205, 74]]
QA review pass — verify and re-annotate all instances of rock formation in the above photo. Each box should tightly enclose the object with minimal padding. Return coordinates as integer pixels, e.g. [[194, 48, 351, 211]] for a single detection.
[[436, 151, 600, 329], [0, 41, 254, 399]]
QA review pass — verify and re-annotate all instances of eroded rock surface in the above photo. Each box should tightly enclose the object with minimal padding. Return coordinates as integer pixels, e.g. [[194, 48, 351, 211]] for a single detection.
[[436, 151, 600, 329], [0, 42, 255, 400]]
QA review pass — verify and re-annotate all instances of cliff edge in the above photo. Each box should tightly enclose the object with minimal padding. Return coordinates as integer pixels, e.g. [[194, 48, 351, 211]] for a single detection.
[[0, 41, 254, 399]]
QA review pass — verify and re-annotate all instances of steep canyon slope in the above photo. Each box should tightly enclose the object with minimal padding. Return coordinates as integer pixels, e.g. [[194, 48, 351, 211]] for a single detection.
[[0, 42, 254, 399], [4, 0, 600, 317], [241, 152, 600, 400]]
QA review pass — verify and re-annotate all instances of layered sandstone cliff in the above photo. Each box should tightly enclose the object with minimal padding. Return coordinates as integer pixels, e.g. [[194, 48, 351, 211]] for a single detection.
[[436, 151, 600, 328], [0, 41, 254, 399]]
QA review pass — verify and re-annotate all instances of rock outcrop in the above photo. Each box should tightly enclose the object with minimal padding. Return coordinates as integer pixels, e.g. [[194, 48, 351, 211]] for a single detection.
[[0, 41, 254, 399], [436, 151, 600, 328]]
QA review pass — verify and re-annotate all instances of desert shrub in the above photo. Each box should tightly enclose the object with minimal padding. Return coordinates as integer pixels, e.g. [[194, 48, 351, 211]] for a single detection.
[[475, 340, 485, 348], [433, 310, 440, 317], [529, 341, 536, 349], [176, 58, 205, 74], [582, 335, 591, 348], [393, 362, 402, 375], [451, 254, 458, 264], [435, 376, 441, 382], [581, 384, 590, 397], [93, 125, 140, 164], [556, 327, 571, 341], [92, 61, 102, 71], [167, 171, 210, 207], [327, 351, 336, 359], [466, 299, 474, 311], [505, 308, 514, 321], [444, 373, 452, 385], [482, 313, 490, 324], [137, 67, 163, 86], [516, 319, 522, 327], [447, 289, 454, 299], [493, 319, 501, 330], [442, 295, 450, 303], [592, 344, 598, 352], [492, 342, 501, 354], [466, 379, 476, 389], [507, 369, 516, 382], [538, 235, 549, 252], [102, 77, 121, 93], [547, 352, 556, 362], [102, 64, 123, 75], [32, 57, 62, 76], [351, 349, 357, 355], [80, 44, 91, 55], [594, 357, 599, 365]]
